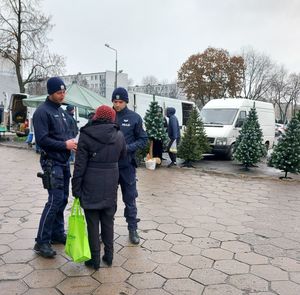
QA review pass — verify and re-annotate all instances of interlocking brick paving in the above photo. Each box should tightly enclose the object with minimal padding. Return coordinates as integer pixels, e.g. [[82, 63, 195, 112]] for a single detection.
[[1, 146, 300, 294]]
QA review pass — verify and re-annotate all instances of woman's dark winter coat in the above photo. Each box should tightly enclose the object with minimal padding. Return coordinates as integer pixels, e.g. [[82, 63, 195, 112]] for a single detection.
[[72, 121, 126, 210]]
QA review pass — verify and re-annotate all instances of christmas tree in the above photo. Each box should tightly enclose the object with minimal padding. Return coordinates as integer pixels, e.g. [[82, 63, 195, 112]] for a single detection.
[[233, 106, 266, 170], [144, 101, 167, 158], [177, 107, 210, 167], [268, 116, 300, 178], [297, 110, 300, 122]]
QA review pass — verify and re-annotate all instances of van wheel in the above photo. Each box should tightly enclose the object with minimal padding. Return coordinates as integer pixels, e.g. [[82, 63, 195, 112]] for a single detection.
[[226, 144, 235, 160]]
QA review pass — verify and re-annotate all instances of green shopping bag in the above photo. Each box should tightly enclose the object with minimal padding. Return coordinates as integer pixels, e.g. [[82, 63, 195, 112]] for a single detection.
[[65, 198, 91, 262]]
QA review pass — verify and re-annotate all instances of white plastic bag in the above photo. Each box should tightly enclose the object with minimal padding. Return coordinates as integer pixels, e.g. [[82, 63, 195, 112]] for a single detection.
[[145, 158, 156, 170], [169, 140, 177, 154]]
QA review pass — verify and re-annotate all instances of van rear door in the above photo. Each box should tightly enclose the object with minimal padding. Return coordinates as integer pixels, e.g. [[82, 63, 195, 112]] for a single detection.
[[9, 93, 29, 132]]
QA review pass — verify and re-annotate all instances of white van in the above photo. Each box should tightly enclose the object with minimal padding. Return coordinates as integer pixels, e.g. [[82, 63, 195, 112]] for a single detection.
[[128, 92, 195, 127], [7, 93, 31, 136], [200, 98, 275, 159]]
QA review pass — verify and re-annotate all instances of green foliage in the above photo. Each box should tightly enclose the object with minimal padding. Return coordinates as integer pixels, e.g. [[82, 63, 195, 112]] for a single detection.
[[268, 117, 300, 178], [135, 140, 150, 166], [296, 110, 300, 122], [233, 106, 266, 169], [177, 107, 210, 162], [144, 101, 167, 141], [13, 136, 27, 142]]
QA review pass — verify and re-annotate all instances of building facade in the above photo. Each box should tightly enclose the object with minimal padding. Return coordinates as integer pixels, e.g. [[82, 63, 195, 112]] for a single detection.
[[61, 71, 128, 100], [0, 57, 19, 109], [128, 83, 187, 100]]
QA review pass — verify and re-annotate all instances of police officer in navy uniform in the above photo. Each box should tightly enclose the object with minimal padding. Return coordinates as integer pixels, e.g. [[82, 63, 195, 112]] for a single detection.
[[33, 77, 77, 258], [112, 87, 148, 244]]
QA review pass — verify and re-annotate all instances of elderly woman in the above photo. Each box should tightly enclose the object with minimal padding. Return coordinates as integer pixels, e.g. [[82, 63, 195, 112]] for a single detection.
[[72, 105, 126, 269]]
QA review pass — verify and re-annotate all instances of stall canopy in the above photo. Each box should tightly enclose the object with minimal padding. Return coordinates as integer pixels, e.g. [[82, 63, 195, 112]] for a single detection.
[[22, 82, 110, 110]]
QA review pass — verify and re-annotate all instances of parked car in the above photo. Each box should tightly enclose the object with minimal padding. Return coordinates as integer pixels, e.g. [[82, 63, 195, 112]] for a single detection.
[[275, 123, 286, 136]]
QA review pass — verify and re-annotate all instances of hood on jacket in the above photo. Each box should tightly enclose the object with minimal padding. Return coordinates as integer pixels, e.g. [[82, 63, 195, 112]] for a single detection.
[[166, 107, 176, 117], [81, 122, 119, 144]]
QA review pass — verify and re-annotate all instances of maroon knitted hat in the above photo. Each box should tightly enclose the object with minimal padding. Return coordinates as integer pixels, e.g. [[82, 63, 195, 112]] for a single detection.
[[93, 105, 116, 122]]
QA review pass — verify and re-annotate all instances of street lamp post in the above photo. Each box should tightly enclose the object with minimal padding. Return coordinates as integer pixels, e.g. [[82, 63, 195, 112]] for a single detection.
[[105, 43, 118, 89]]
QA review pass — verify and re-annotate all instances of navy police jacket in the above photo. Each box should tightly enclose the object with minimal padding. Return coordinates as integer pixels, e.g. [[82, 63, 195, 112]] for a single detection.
[[33, 97, 71, 163], [115, 106, 148, 168]]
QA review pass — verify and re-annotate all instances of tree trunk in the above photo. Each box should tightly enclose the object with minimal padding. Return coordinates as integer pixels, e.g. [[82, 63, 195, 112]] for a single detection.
[[16, 0, 24, 93], [279, 170, 289, 179], [16, 65, 25, 93], [149, 140, 153, 159], [243, 165, 250, 171]]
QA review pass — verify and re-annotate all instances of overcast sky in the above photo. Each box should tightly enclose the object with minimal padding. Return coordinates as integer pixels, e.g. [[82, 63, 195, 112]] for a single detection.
[[42, 0, 300, 85]]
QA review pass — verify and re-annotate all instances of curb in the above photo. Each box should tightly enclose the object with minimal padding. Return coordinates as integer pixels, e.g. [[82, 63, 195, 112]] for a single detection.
[[0, 142, 31, 150], [192, 167, 300, 183], [145, 163, 300, 183], [2, 142, 299, 183]]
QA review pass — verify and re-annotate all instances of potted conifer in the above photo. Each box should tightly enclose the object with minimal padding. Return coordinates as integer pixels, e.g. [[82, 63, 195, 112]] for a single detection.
[[233, 106, 266, 170]]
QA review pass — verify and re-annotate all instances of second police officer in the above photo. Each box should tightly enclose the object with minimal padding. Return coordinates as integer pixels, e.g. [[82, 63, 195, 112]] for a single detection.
[[112, 87, 148, 244]]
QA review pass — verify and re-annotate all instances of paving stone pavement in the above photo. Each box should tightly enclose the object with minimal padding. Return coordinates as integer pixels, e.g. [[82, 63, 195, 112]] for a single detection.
[[0, 146, 300, 295]]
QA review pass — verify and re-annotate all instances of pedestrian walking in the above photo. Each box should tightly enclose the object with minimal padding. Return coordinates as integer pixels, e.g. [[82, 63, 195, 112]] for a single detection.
[[65, 104, 79, 163], [72, 105, 126, 269], [166, 107, 180, 167], [33, 77, 77, 258], [65, 104, 79, 138], [112, 87, 148, 244]]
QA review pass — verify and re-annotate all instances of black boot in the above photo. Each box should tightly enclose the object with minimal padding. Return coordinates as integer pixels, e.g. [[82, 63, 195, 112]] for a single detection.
[[129, 230, 140, 245], [84, 254, 100, 270], [167, 162, 176, 168], [51, 234, 67, 245], [34, 243, 56, 258], [102, 252, 113, 266]]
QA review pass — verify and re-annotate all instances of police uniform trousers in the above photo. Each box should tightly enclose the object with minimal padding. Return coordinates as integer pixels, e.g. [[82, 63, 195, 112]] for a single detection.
[[119, 164, 139, 231], [84, 206, 116, 259], [36, 160, 70, 244], [152, 138, 163, 160]]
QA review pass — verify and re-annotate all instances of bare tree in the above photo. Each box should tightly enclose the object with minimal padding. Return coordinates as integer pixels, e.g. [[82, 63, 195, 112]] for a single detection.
[[166, 79, 186, 99], [128, 77, 134, 86], [268, 67, 290, 122], [288, 73, 300, 117], [140, 75, 159, 95], [141, 75, 159, 86], [268, 66, 300, 122], [72, 72, 88, 88], [0, 0, 65, 93], [241, 47, 275, 100]]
